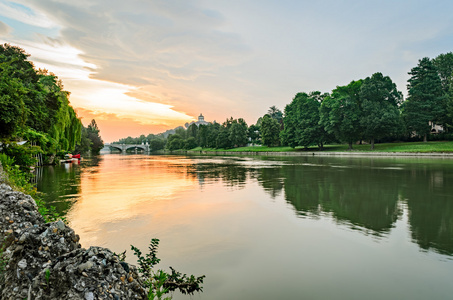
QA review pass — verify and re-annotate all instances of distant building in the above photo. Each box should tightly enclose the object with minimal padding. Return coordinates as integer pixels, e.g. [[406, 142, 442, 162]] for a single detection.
[[429, 121, 444, 134], [188, 113, 210, 127]]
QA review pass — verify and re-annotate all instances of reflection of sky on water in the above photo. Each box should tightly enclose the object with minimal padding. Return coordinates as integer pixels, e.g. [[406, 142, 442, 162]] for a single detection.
[[37, 154, 453, 300]]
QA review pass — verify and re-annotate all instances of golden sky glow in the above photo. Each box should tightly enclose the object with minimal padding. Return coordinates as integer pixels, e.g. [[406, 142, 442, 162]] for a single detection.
[[2, 0, 453, 141]]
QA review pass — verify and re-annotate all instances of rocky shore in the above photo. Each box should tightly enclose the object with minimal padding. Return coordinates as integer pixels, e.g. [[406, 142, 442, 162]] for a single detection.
[[0, 183, 148, 299]]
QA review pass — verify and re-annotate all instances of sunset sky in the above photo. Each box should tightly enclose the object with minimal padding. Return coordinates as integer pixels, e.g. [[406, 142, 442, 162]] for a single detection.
[[1, 0, 453, 142]]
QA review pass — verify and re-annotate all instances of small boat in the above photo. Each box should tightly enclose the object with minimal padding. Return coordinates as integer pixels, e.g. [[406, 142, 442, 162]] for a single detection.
[[59, 154, 81, 164]]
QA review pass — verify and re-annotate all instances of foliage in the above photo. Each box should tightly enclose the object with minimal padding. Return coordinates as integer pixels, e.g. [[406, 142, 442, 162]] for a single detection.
[[320, 80, 363, 150], [167, 134, 183, 151], [359, 73, 404, 149], [0, 71, 27, 138], [260, 114, 280, 146], [216, 126, 232, 149], [267, 106, 283, 124], [199, 123, 220, 148], [0, 153, 64, 222], [74, 126, 92, 153], [131, 239, 205, 300], [0, 43, 82, 152], [247, 124, 260, 144], [433, 52, 453, 128], [183, 137, 198, 150], [150, 139, 165, 151], [281, 91, 332, 149], [86, 119, 104, 154], [402, 57, 445, 141], [229, 119, 248, 147], [2, 143, 39, 170]]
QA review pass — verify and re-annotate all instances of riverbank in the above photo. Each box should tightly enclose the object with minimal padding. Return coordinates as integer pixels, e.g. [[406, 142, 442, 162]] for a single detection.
[[175, 150, 453, 157], [150, 141, 453, 158], [0, 181, 147, 299]]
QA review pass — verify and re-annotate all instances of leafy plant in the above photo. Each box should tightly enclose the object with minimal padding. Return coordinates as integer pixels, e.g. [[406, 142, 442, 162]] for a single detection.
[[45, 268, 50, 285], [0, 153, 65, 223], [131, 238, 161, 279], [148, 270, 171, 300], [131, 238, 205, 300]]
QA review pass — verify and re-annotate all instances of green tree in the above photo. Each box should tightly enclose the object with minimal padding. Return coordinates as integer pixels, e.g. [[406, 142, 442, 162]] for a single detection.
[[402, 57, 445, 142], [0, 74, 27, 139], [167, 134, 183, 150], [187, 123, 199, 139], [74, 126, 91, 154], [433, 52, 453, 128], [216, 127, 231, 149], [175, 127, 186, 139], [260, 114, 280, 146], [281, 91, 331, 149], [320, 80, 363, 150], [87, 119, 104, 154], [247, 124, 260, 145], [0, 44, 82, 152], [359, 73, 403, 149], [150, 139, 165, 151], [183, 137, 198, 150], [229, 119, 248, 147], [267, 106, 283, 124]]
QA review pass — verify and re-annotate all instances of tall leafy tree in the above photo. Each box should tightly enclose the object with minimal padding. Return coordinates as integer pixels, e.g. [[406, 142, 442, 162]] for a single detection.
[[0, 44, 82, 151], [0, 72, 27, 138], [167, 134, 183, 150], [267, 106, 283, 124], [229, 118, 248, 147], [359, 73, 403, 149], [433, 52, 453, 127], [216, 127, 231, 149], [319, 80, 363, 150], [402, 57, 445, 141], [281, 91, 331, 149], [87, 119, 104, 154], [261, 114, 280, 146]]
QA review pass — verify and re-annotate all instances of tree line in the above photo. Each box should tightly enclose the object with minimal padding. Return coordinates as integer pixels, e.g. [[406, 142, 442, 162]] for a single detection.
[[282, 54, 453, 150], [0, 44, 103, 167], [117, 52, 453, 151]]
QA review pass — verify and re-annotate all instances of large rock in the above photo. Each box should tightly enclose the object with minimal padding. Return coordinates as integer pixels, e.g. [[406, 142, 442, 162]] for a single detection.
[[0, 184, 147, 299]]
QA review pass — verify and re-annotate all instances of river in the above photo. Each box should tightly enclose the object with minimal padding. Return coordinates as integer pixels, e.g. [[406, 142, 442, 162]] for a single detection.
[[37, 154, 453, 299]]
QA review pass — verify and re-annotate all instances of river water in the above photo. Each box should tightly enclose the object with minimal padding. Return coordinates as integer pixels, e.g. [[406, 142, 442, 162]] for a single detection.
[[37, 154, 453, 299]]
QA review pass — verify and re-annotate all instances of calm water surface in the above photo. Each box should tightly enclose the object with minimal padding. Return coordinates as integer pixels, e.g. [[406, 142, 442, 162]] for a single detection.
[[37, 154, 453, 300]]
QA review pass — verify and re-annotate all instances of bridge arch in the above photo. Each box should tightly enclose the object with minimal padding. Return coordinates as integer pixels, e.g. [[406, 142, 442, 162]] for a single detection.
[[124, 145, 147, 152], [108, 145, 123, 152], [105, 143, 150, 153]]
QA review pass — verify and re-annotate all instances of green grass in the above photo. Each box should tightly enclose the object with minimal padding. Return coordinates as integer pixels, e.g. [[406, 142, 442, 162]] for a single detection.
[[322, 141, 453, 152], [198, 146, 297, 152], [189, 141, 453, 153]]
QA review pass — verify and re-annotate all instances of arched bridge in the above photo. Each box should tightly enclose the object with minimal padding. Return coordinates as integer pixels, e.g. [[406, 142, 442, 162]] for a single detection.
[[105, 143, 150, 153]]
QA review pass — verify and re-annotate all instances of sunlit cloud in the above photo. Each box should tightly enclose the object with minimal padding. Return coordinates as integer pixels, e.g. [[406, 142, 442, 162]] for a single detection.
[[0, 1, 57, 29], [2, 0, 453, 142], [0, 21, 10, 36], [0, 37, 194, 140]]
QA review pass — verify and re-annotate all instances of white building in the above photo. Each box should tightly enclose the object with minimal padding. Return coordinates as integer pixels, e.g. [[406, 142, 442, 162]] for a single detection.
[[187, 113, 210, 127]]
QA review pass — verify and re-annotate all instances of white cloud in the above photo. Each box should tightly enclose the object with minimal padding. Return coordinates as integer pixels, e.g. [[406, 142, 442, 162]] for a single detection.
[[0, 1, 57, 28], [3, 0, 453, 138]]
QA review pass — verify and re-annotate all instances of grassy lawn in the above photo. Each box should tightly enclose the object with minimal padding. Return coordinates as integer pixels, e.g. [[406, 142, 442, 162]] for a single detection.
[[190, 141, 453, 153]]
